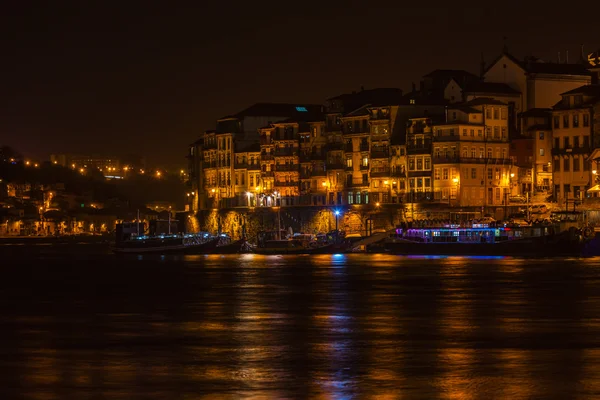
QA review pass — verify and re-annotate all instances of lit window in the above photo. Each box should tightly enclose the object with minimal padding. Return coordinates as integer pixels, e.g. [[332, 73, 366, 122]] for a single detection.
[[410, 99, 415, 105]]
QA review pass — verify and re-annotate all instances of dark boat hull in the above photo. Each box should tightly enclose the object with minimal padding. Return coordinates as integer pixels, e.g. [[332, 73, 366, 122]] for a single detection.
[[253, 243, 336, 255], [113, 237, 219, 255], [212, 240, 250, 254], [384, 233, 583, 256]]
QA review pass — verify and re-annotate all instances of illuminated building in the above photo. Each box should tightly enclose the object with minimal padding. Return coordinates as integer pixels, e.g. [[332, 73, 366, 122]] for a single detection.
[[551, 85, 600, 203], [432, 98, 512, 207]]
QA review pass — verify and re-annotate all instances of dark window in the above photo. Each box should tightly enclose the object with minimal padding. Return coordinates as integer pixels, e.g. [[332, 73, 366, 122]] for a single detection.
[[573, 114, 579, 128], [553, 116, 560, 128], [574, 136, 580, 148], [563, 158, 570, 172], [584, 114, 590, 127], [563, 115, 569, 128]]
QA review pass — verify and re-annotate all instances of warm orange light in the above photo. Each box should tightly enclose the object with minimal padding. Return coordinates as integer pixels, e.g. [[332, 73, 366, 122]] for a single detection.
[[34, 163, 39, 167], [156, 171, 161, 177], [452, 178, 459, 183], [384, 180, 389, 185], [376, 202, 380, 207], [25, 161, 30, 166], [79, 168, 84, 173], [211, 188, 216, 193]]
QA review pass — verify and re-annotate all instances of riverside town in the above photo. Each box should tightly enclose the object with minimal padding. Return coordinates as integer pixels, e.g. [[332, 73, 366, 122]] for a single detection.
[[3, 45, 600, 255]]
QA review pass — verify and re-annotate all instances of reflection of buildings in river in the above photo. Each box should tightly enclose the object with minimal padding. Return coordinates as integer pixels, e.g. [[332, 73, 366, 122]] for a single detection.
[[309, 254, 356, 398], [229, 256, 290, 397], [361, 255, 404, 396]]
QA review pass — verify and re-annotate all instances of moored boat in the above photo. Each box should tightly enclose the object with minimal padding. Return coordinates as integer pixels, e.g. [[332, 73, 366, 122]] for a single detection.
[[384, 223, 584, 256]]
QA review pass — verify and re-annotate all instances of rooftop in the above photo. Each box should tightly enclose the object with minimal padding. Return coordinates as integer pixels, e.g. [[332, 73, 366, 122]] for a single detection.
[[220, 103, 323, 120], [464, 97, 507, 106], [463, 81, 520, 95], [560, 84, 600, 96]]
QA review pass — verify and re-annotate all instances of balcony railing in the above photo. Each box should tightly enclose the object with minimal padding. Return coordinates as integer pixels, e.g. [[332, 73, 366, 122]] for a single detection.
[[326, 142, 344, 151], [391, 169, 406, 177], [260, 153, 274, 160], [275, 164, 299, 172], [344, 143, 354, 152], [370, 168, 390, 177], [370, 149, 390, 159], [359, 144, 369, 152], [407, 144, 432, 155], [248, 163, 260, 170], [273, 148, 296, 157], [275, 181, 299, 187], [261, 171, 275, 177], [311, 169, 327, 177], [235, 162, 259, 169], [327, 162, 345, 170], [433, 156, 513, 165], [359, 164, 369, 170], [347, 181, 370, 187]]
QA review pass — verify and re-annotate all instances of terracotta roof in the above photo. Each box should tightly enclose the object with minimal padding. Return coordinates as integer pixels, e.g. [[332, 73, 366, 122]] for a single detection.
[[463, 81, 520, 95]]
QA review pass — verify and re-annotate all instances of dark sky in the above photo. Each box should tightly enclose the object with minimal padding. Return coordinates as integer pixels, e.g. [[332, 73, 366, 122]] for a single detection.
[[1, 1, 598, 168]]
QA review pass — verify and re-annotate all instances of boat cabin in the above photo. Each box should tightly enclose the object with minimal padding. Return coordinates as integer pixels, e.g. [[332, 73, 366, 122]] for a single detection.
[[394, 224, 556, 244]]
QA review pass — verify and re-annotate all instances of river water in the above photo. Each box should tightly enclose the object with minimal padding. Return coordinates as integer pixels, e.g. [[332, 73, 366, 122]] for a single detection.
[[1, 250, 600, 399]]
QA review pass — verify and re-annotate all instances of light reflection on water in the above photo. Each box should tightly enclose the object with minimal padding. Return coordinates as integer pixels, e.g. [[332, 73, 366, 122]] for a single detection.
[[1, 254, 600, 398]]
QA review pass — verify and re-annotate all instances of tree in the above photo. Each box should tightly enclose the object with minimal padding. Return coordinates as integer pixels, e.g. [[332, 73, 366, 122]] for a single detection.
[[0, 145, 22, 162]]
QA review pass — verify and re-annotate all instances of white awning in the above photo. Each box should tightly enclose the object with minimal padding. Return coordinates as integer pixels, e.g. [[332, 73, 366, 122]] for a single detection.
[[587, 185, 600, 193]]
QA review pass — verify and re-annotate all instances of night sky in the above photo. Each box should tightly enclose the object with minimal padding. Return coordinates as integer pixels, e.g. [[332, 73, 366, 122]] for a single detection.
[[1, 2, 598, 168]]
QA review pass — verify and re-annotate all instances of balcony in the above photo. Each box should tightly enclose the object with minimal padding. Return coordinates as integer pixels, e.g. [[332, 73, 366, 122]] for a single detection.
[[273, 148, 296, 157], [202, 161, 217, 169], [551, 146, 591, 156], [345, 165, 353, 171], [204, 142, 217, 150], [260, 153, 274, 160], [311, 169, 327, 177], [311, 152, 326, 160], [327, 162, 345, 170], [274, 164, 299, 172], [359, 144, 369, 152], [433, 156, 513, 165], [275, 181, 299, 187], [326, 142, 345, 151], [344, 143, 354, 152], [391, 169, 406, 178], [407, 144, 432, 155], [261, 171, 275, 177], [248, 163, 260, 170], [370, 149, 390, 159], [299, 153, 311, 162], [360, 164, 369, 171], [347, 181, 369, 187], [370, 168, 390, 177]]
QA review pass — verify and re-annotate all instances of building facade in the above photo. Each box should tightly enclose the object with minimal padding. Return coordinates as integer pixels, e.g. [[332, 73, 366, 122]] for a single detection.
[[432, 98, 512, 207], [552, 85, 600, 203]]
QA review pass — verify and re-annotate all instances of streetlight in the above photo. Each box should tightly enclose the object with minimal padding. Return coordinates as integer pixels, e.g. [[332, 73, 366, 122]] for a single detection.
[[334, 209, 340, 233], [274, 191, 282, 240]]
